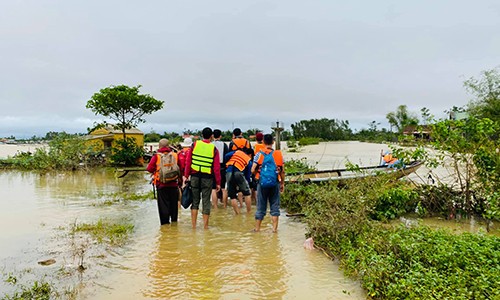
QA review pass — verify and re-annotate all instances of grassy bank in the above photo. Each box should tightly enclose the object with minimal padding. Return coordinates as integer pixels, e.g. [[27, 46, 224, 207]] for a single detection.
[[282, 177, 500, 299]]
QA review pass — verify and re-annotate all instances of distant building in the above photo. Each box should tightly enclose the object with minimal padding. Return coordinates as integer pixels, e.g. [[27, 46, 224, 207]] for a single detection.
[[450, 111, 469, 121], [86, 124, 144, 151], [402, 125, 431, 140]]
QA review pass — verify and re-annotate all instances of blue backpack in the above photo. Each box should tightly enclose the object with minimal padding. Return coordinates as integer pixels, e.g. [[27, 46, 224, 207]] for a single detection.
[[259, 150, 278, 188]]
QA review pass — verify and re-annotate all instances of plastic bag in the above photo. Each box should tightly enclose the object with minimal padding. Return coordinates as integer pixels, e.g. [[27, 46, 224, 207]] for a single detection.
[[181, 182, 193, 209], [303, 237, 314, 250]]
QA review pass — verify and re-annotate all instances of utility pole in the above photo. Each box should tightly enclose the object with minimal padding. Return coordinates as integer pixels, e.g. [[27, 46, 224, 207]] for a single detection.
[[271, 121, 284, 150]]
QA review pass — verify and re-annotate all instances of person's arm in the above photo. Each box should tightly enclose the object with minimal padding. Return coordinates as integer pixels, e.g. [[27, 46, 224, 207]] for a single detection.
[[146, 154, 157, 174], [183, 146, 193, 180], [251, 153, 261, 175], [225, 151, 235, 162], [278, 152, 285, 192], [245, 160, 252, 183], [213, 148, 221, 189]]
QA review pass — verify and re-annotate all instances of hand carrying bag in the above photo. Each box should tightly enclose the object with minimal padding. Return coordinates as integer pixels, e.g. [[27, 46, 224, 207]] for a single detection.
[[181, 182, 193, 209]]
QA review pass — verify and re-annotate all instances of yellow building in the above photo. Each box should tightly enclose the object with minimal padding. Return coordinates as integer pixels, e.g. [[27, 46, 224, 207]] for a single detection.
[[87, 124, 144, 151]]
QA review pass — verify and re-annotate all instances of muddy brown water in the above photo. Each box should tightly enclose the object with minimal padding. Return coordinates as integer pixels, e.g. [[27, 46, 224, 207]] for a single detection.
[[0, 169, 364, 299], [1, 141, 496, 298]]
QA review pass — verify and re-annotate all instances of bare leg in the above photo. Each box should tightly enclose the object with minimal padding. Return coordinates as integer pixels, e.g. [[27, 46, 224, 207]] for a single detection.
[[222, 189, 228, 208], [238, 192, 243, 207], [191, 209, 198, 229], [203, 214, 210, 229], [271, 216, 279, 233], [231, 199, 240, 215], [211, 189, 218, 209], [245, 195, 252, 213], [254, 219, 262, 232]]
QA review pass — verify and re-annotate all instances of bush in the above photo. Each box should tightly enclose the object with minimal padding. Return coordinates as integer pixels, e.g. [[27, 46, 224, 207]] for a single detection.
[[110, 137, 144, 166], [371, 185, 419, 221], [298, 137, 321, 146]]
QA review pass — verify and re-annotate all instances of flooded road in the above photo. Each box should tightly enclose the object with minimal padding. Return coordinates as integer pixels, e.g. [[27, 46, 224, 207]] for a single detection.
[[0, 169, 364, 299]]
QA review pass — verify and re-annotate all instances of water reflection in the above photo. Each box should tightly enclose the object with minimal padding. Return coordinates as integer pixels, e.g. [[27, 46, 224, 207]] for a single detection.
[[1, 169, 365, 299], [144, 213, 288, 299]]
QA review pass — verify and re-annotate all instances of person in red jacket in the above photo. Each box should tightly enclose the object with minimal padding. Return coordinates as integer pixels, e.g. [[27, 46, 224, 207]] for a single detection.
[[147, 139, 182, 225], [183, 128, 221, 229]]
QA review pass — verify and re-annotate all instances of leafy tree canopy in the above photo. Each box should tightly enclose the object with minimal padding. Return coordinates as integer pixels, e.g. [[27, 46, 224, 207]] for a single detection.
[[386, 105, 419, 133], [86, 85, 164, 138], [464, 68, 500, 122]]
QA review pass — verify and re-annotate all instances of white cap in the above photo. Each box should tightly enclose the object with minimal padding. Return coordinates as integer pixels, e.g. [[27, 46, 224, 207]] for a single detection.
[[181, 137, 193, 147]]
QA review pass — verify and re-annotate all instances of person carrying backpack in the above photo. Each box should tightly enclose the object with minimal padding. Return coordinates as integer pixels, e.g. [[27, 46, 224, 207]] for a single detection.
[[251, 134, 285, 233], [147, 138, 182, 225]]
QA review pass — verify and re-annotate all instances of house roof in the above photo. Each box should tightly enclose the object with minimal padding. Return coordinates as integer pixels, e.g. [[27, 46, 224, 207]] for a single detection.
[[402, 125, 431, 134], [90, 125, 143, 135]]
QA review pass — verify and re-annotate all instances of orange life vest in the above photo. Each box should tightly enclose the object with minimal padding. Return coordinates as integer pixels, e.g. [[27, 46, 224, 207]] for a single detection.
[[253, 143, 265, 155], [231, 137, 250, 151], [153, 151, 179, 185], [255, 148, 284, 180], [383, 153, 398, 165], [226, 150, 250, 172]]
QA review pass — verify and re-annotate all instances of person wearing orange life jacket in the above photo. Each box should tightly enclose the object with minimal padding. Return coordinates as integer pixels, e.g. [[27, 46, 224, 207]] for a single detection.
[[381, 151, 403, 168], [147, 138, 182, 225], [251, 132, 265, 204], [228, 128, 252, 207], [228, 128, 252, 152], [183, 127, 221, 229], [225, 148, 253, 215], [252, 134, 285, 233]]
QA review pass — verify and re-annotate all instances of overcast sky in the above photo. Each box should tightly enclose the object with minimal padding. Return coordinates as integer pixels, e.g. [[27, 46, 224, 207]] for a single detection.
[[1, 1, 499, 138]]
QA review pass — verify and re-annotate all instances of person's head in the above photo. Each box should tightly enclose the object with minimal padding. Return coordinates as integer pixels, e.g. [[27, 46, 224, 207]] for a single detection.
[[263, 134, 274, 146], [159, 138, 169, 148], [255, 132, 264, 142], [202, 127, 213, 139], [213, 129, 222, 139], [181, 137, 193, 148], [233, 128, 242, 137], [244, 147, 254, 157]]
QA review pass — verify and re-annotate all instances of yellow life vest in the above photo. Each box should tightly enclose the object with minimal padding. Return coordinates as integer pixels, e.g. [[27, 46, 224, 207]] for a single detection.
[[226, 150, 250, 172], [191, 141, 215, 174]]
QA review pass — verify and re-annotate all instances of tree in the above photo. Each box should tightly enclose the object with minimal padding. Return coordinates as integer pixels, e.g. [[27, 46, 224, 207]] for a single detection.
[[420, 107, 433, 125], [86, 85, 164, 139], [386, 105, 419, 133], [291, 118, 352, 140], [464, 68, 500, 122]]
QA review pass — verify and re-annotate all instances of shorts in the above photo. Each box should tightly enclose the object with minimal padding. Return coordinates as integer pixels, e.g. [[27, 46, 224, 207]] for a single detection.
[[226, 170, 251, 199], [212, 168, 227, 189]]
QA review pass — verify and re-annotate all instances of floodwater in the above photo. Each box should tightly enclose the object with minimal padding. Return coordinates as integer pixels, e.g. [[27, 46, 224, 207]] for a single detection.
[[1, 141, 495, 298], [0, 169, 364, 299]]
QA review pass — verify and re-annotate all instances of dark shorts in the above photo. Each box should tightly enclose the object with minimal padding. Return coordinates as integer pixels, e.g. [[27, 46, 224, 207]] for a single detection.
[[212, 168, 227, 189], [226, 170, 251, 199]]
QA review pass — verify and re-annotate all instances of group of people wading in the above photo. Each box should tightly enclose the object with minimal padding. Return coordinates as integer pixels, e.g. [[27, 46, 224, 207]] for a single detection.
[[147, 127, 285, 232]]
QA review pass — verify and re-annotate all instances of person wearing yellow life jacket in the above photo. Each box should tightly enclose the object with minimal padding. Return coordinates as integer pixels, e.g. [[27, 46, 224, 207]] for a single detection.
[[147, 139, 182, 225], [225, 148, 253, 215], [183, 127, 221, 229]]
